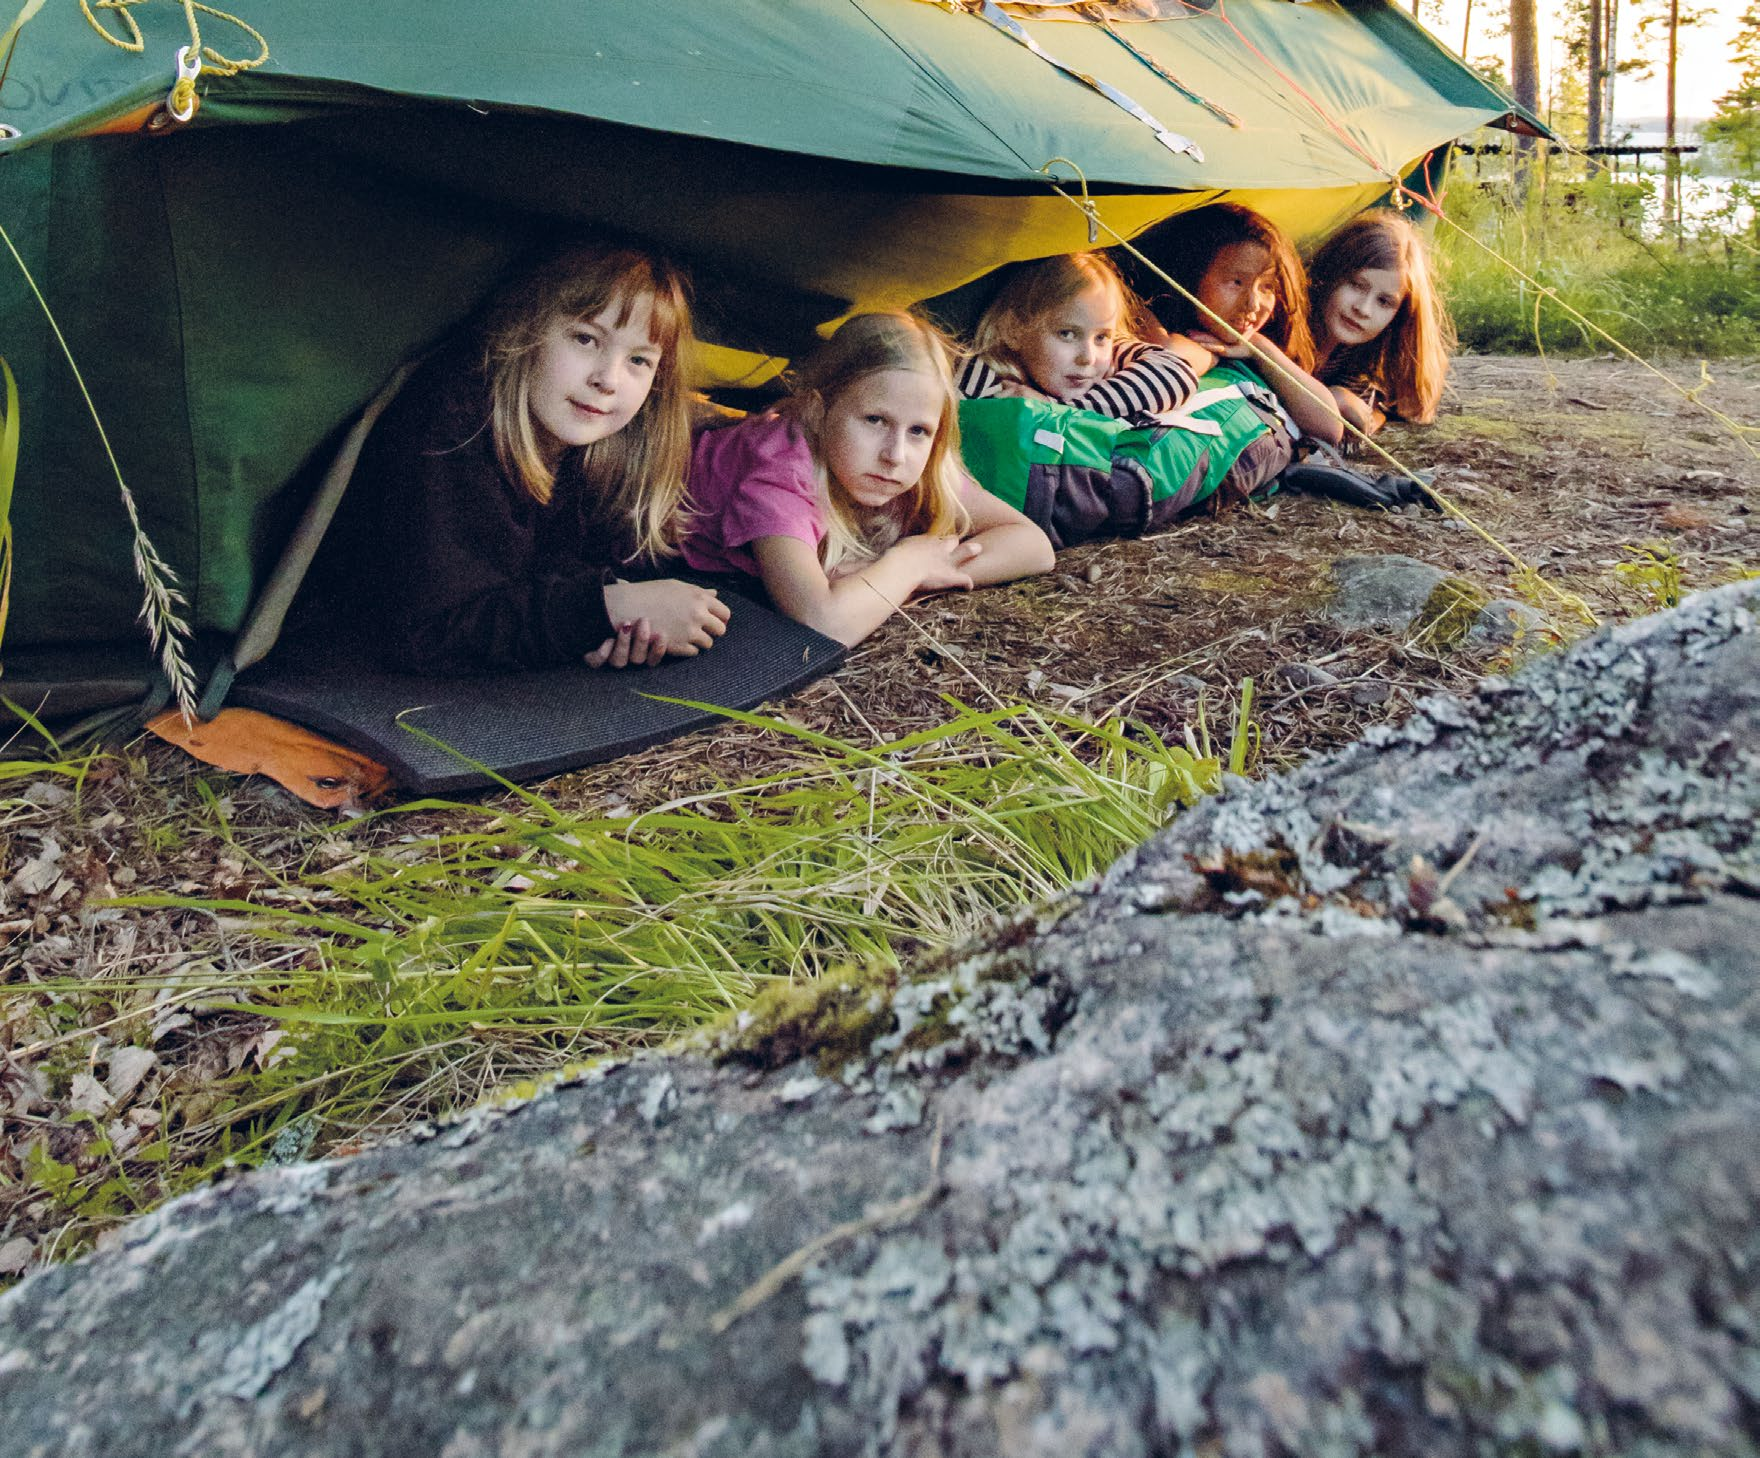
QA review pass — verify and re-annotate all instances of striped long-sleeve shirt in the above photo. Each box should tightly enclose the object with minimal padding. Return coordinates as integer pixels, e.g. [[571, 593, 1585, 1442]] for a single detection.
[[956, 339, 1199, 423]]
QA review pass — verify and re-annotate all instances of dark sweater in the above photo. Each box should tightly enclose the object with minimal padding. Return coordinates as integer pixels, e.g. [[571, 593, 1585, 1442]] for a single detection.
[[318, 335, 634, 674]]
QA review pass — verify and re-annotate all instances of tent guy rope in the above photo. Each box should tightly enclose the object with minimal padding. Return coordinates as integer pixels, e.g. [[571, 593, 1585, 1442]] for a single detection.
[[1192, 0, 1758, 462], [1040, 161, 1603, 626]]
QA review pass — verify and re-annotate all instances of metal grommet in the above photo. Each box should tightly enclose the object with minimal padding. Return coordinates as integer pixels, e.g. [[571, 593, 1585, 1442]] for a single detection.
[[0, 124, 20, 142]]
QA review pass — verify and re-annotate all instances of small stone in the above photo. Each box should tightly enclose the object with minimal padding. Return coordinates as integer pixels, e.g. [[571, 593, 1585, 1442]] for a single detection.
[[0, 1237, 33, 1275], [1271, 663, 1339, 690], [1350, 681, 1393, 707], [1324, 554, 1448, 632], [1470, 598, 1548, 647], [1084, 562, 1104, 584]]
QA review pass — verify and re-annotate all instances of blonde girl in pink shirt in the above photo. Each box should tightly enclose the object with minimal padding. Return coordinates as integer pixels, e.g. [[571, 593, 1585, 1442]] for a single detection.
[[685, 313, 1053, 645]]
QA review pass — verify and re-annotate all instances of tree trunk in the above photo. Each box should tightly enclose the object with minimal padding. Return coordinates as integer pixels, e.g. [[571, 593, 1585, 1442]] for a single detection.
[[1604, 0, 1619, 135], [1587, 0, 1604, 148], [1510, 0, 1541, 185], [1665, 0, 1680, 240]]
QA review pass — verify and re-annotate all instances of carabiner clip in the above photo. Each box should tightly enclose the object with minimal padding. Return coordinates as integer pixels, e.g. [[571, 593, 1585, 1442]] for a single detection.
[[166, 44, 202, 124]]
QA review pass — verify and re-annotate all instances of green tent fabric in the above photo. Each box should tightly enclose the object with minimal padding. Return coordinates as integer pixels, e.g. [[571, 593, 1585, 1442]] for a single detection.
[[0, 0, 1532, 700]]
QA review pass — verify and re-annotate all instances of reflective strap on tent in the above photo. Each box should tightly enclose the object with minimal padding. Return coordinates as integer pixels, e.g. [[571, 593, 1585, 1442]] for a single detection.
[[972, 1, 1203, 161], [1094, 17, 1240, 129]]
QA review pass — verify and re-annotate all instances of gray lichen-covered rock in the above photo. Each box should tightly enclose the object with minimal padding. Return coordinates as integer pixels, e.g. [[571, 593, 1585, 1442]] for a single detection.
[[1325, 553, 1546, 646], [3, 584, 1759, 1458]]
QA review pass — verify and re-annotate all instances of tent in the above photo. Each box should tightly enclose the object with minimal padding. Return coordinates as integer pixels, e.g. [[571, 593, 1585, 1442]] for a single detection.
[[0, 0, 1535, 730]]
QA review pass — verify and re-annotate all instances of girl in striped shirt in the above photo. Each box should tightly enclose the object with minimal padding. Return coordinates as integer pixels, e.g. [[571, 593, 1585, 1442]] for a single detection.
[[956, 252, 1213, 423]]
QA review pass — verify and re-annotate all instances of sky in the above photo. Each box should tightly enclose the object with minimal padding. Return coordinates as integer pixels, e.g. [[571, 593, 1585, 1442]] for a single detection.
[[1410, 0, 1747, 126]]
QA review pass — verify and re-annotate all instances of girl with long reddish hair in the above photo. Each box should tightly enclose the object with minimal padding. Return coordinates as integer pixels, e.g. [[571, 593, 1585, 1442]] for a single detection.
[[1306, 208, 1454, 436]]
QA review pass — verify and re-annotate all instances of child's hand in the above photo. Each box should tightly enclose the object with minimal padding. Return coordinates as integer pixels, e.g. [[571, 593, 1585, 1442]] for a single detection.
[[1188, 327, 1259, 360], [599, 579, 731, 661], [585, 617, 664, 669], [996, 378, 1051, 402], [891, 534, 977, 595]]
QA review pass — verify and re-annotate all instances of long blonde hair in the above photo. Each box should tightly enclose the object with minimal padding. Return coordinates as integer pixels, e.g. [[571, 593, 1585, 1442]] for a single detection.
[[969, 252, 1137, 390], [482, 245, 695, 558], [1306, 209, 1454, 425], [782, 313, 970, 577]]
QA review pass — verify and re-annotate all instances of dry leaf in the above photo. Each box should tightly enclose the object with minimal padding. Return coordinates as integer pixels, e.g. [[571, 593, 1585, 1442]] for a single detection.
[[69, 1073, 114, 1117], [104, 1119, 143, 1157], [1657, 504, 1713, 531], [105, 1046, 158, 1104], [8, 840, 63, 899], [252, 1028, 289, 1071]]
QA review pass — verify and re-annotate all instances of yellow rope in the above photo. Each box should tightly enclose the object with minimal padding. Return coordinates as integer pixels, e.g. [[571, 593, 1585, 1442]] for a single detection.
[[79, 0, 267, 76], [1041, 164, 1600, 626], [1156, 1, 1757, 459]]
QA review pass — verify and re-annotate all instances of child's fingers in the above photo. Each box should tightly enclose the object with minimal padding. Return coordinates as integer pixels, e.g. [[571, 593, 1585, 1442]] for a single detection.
[[628, 618, 655, 665], [604, 620, 636, 670], [705, 594, 732, 624], [953, 540, 984, 565], [584, 637, 615, 669]]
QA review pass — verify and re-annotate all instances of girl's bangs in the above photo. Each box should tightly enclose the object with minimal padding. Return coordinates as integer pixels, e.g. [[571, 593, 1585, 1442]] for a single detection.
[[556, 257, 687, 351]]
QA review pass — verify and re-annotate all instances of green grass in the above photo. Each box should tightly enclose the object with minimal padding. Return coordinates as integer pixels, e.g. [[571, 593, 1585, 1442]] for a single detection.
[[1438, 173, 1760, 358], [7, 694, 1248, 1254]]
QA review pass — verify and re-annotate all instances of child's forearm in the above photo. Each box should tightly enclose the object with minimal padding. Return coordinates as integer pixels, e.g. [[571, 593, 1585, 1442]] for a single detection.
[[1328, 385, 1386, 438], [960, 522, 1056, 587], [805, 557, 929, 645], [1072, 343, 1199, 419], [1255, 339, 1345, 445], [1160, 333, 1219, 379]]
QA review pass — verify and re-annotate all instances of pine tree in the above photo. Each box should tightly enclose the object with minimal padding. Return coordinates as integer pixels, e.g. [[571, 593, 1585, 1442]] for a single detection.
[[1701, 3, 1760, 181]]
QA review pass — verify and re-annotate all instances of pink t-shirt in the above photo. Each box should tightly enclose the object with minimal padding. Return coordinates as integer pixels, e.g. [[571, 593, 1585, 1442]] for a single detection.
[[683, 413, 826, 579]]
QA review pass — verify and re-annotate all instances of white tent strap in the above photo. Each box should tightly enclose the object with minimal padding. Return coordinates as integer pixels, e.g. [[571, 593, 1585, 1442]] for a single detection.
[[972, 0, 1204, 161]]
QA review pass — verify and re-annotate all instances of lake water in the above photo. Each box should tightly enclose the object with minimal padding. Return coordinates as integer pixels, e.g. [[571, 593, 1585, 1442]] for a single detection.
[[1622, 167, 1756, 237]]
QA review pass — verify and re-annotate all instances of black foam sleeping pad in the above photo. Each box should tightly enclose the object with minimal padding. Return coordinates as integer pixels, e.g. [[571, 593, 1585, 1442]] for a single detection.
[[1280, 461, 1441, 512], [229, 590, 844, 794]]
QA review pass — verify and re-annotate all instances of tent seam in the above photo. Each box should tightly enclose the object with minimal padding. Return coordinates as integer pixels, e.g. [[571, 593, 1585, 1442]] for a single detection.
[[840, 0, 1042, 180]]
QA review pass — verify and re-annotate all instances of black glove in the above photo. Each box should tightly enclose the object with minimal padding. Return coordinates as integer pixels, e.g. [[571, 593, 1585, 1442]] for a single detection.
[[1281, 461, 1439, 511]]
